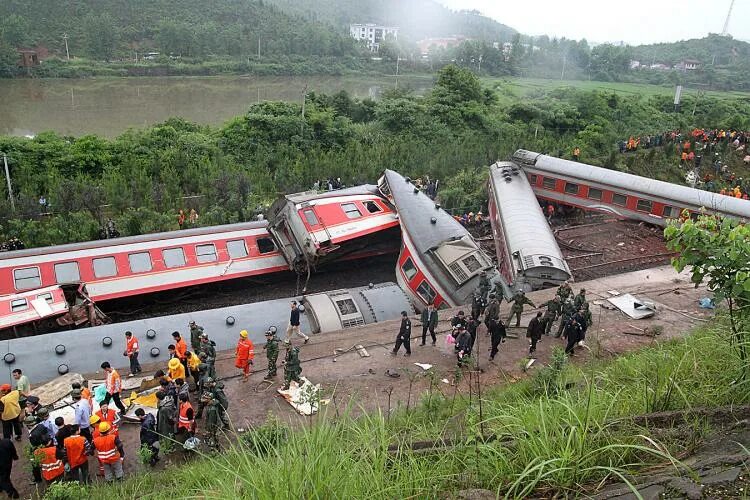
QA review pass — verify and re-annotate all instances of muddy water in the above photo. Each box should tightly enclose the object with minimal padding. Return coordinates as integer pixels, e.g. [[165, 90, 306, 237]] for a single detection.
[[0, 75, 432, 138]]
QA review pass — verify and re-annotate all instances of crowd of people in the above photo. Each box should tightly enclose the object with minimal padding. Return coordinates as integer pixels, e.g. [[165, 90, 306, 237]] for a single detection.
[[391, 279, 592, 372], [0, 301, 313, 494], [617, 128, 750, 198]]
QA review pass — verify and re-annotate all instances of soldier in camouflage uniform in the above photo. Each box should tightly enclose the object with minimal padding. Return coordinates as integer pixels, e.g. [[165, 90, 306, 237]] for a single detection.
[[506, 291, 535, 327], [540, 296, 562, 336], [556, 297, 577, 338], [478, 271, 491, 301], [484, 293, 500, 332], [201, 392, 220, 449], [573, 288, 587, 310], [556, 281, 573, 302], [189, 321, 204, 352], [282, 340, 303, 390], [198, 333, 217, 379], [263, 329, 280, 379]]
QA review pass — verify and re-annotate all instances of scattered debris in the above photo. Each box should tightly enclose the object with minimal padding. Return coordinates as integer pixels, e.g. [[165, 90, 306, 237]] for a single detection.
[[355, 344, 370, 357], [385, 368, 401, 378], [608, 293, 657, 319], [607, 290, 620, 296], [699, 297, 716, 309], [33, 373, 84, 406], [414, 363, 433, 371], [277, 377, 326, 416]]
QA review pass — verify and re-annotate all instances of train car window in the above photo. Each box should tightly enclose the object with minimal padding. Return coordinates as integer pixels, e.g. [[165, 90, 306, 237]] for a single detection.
[[92, 257, 117, 278], [564, 182, 579, 195], [662, 205, 678, 218], [54, 262, 80, 283], [542, 177, 556, 190], [37, 292, 54, 304], [636, 200, 653, 213], [401, 258, 418, 281], [257, 237, 276, 254], [416, 280, 437, 304], [128, 252, 153, 273], [587, 188, 603, 201], [303, 209, 319, 226], [13, 267, 41, 290], [163, 248, 186, 268], [364, 201, 382, 214], [528, 174, 537, 185], [341, 202, 362, 219], [335, 299, 358, 315], [227, 239, 249, 259], [462, 255, 482, 273], [612, 193, 628, 206], [195, 244, 218, 263], [10, 299, 28, 312]]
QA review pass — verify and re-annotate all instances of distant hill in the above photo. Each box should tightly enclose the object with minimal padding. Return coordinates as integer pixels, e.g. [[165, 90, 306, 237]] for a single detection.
[[0, 0, 356, 59], [265, 0, 517, 42], [630, 34, 750, 67]]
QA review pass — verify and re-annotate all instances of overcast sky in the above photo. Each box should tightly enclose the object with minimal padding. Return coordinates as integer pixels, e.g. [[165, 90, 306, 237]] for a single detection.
[[436, 0, 750, 45]]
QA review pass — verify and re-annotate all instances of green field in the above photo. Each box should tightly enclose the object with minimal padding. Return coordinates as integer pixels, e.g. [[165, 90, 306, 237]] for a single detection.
[[485, 76, 750, 99]]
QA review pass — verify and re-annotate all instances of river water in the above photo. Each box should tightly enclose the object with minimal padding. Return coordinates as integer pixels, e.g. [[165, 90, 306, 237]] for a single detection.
[[0, 75, 432, 138]]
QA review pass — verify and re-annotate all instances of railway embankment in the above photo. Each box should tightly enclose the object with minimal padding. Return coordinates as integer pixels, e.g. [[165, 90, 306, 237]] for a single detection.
[[28, 263, 737, 499]]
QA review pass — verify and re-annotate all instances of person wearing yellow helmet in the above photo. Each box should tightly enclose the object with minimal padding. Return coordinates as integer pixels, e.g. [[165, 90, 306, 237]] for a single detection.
[[235, 330, 255, 382], [92, 420, 125, 481], [167, 357, 186, 383]]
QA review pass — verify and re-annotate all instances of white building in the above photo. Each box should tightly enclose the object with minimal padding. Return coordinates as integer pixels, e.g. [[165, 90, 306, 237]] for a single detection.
[[350, 23, 399, 52]]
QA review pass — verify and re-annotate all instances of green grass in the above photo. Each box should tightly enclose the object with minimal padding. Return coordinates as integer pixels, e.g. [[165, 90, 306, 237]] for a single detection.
[[80, 322, 748, 499], [483, 76, 750, 99]]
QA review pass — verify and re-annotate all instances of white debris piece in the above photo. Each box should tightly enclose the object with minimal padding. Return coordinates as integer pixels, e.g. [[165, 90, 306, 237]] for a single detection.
[[414, 363, 433, 371], [277, 377, 327, 416], [607, 293, 656, 319]]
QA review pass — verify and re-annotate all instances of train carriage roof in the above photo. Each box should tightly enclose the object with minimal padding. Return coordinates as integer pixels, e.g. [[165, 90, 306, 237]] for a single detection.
[[513, 149, 750, 219], [281, 184, 383, 205], [489, 161, 568, 266]]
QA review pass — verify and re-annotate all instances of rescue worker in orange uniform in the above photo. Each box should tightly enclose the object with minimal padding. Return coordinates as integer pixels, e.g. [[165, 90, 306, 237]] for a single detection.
[[172, 331, 188, 371], [100, 362, 127, 414], [235, 330, 255, 382], [92, 422, 125, 482], [62, 425, 91, 484], [95, 402, 121, 431], [176, 393, 195, 439], [34, 437, 64, 483], [124, 331, 142, 377], [167, 358, 186, 383]]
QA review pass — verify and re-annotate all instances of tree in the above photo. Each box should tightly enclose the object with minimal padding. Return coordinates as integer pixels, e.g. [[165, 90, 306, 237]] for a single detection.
[[665, 214, 750, 376], [0, 39, 19, 77], [0, 14, 31, 47], [83, 14, 119, 61]]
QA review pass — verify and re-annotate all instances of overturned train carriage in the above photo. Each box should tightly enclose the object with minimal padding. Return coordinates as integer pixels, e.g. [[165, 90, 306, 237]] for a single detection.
[[487, 161, 571, 292], [378, 169, 509, 311], [266, 185, 401, 274], [513, 149, 750, 225], [0, 282, 413, 385]]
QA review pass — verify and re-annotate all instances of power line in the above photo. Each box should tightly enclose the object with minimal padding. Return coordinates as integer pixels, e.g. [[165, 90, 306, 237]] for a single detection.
[[722, 0, 735, 36]]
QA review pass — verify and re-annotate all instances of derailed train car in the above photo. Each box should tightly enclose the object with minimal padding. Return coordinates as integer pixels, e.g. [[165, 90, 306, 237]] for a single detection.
[[0, 282, 413, 385], [487, 161, 571, 291], [378, 169, 509, 311], [514, 149, 750, 225], [266, 185, 400, 275]]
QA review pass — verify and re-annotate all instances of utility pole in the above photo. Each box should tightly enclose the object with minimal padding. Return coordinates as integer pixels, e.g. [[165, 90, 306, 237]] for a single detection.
[[62, 33, 70, 60], [560, 53, 567, 80], [2, 153, 14, 213], [395, 56, 400, 89], [478, 54, 482, 73], [300, 84, 308, 137], [258, 35, 261, 60]]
